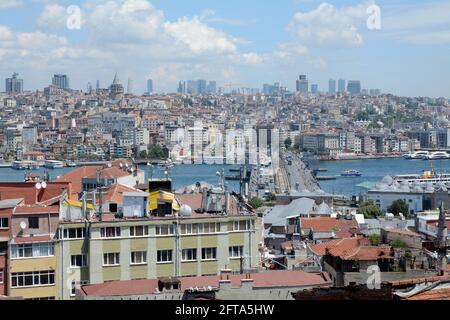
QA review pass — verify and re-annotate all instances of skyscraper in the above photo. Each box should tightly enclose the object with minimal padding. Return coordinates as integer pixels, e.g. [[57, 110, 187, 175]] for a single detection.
[[127, 78, 133, 94], [5, 72, 23, 94], [338, 79, 346, 93], [147, 79, 153, 94], [328, 79, 336, 94], [177, 81, 186, 94], [197, 80, 207, 95], [52, 74, 70, 90], [296, 75, 308, 93], [311, 84, 318, 94], [208, 81, 217, 94], [347, 80, 361, 95], [96, 80, 101, 90], [187, 80, 197, 94]]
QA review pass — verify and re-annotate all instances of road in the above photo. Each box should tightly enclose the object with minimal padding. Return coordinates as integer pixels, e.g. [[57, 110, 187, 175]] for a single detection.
[[283, 150, 321, 193]]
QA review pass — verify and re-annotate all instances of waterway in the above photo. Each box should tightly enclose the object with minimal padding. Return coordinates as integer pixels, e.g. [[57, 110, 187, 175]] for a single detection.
[[0, 158, 447, 197], [0, 164, 241, 192], [317, 157, 450, 196]]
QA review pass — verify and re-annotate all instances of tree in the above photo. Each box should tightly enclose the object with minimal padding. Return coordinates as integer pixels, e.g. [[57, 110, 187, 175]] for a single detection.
[[284, 137, 292, 149], [387, 199, 409, 216], [390, 238, 408, 248], [248, 197, 264, 209], [357, 201, 382, 218], [369, 234, 381, 246], [148, 144, 165, 160], [139, 150, 148, 159]]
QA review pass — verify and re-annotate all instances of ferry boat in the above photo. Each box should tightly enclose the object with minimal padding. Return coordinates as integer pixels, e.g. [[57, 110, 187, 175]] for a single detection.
[[66, 161, 77, 167], [12, 160, 39, 170], [403, 151, 429, 159], [393, 161, 450, 185], [341, 170, 362, 177], [44, 160, 65, 169], [426, 151, 450, 160]]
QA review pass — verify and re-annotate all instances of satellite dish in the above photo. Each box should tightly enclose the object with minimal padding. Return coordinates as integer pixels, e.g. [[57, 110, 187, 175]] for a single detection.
[[35, 182, 42, 190], [119, 163, 123, 168], [41, 181, 47, 189], [130, 168, 134, 173], [20, 221, 27, 230], [125, 163, 129, 168]]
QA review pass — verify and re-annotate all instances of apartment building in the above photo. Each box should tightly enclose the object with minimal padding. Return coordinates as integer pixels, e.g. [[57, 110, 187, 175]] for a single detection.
[[55, 182, 260, 300]]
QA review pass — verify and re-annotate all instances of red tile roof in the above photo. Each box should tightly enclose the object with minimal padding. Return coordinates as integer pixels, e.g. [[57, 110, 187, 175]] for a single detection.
[[0, 182, 71, 204], [56, 166, 102, 195], [79, 271, 330, 297], [309, 236, 369, 256], [300, 217, 359, 238], [406, 288, 450, 300], [328, 245, 392, 261]]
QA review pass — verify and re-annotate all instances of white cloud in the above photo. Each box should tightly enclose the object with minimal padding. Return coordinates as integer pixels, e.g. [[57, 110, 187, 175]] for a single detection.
[[37, 4, 67, 29], [288, 2, 368, 46], [164, 16, 238, 54], [0, 0, 22, 9]]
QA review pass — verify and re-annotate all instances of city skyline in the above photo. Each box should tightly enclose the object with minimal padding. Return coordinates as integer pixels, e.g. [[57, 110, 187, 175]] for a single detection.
[[0, 0, 449, 98]]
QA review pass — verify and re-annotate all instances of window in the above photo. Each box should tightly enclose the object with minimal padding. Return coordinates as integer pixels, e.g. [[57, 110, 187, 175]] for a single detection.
[[201, 247, 217, 260], [70, 255, 88, 267], [28, 217, 39, 229], [130, 251, 147, 265], [157, 250, 172, 263], [198, 223, 221, 234], [62, 228, 86, 239], [0, 217, 8, 229], [130, 225, 149, 237], [155, 224, 174, 236], [70, 281, 89, 297], [180, 224, 194, 235], [103, 253, 120, 266], [11, 243, 54, 259], [100, 227, 121, 238], [229, 246, 244, 258], [11, 270, 55, 288], [233, 220, 251, 231], [181, 248, 197, 262], [0, 270, 3, 284]]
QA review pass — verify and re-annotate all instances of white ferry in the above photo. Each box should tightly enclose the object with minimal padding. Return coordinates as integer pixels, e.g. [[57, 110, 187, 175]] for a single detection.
[[393, 166, 450, 185], [12, 160, 40, 170], [403, 151, 429, 159], [44, 160, 65, 169], [426, 151, 450, 160]]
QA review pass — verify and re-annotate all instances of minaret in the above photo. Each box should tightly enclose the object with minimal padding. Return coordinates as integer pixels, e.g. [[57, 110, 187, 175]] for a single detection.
[[436, 201, 448, 276]]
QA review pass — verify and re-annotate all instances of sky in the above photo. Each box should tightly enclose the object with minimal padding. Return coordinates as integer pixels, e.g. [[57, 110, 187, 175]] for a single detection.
[[0, 0, 449, 97]]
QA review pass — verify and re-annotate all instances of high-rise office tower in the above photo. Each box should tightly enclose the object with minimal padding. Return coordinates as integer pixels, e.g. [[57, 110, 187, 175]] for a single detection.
[[177, 81, 186, 94], [147, 79, 153, 94], [338, 79, 346, 93], [127, 78, 133, 94], [5, 72, 23, 94], [197, 80, 207, 95], [187, 80, 197, 94], [87, 82, 92, 93], [296, 75, 308, 93], [347, 80, 361, 95], [328, 79, 336, 94], [311, 84, 318, 94], [52, 74, 70, 90], [96, 80, 100, 90], [208, 81, 217, 94]]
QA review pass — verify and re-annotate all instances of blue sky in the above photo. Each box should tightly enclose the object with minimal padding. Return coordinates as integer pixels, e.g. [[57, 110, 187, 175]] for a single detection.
[[0, 0, 449, 97]]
